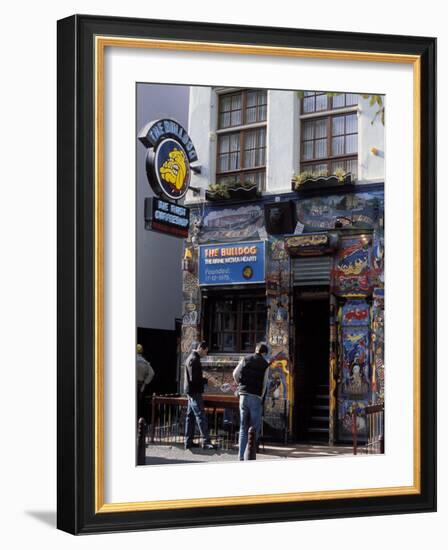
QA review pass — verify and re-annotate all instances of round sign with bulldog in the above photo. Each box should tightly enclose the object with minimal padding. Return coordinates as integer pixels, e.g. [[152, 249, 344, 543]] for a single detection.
[[138, 118, 198, 202], [154, 139, 191, 200]]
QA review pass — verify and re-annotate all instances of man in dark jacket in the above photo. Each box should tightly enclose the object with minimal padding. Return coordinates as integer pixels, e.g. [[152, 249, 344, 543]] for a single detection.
[[233, 342, 270, 460], [183, 341, 214, 450]]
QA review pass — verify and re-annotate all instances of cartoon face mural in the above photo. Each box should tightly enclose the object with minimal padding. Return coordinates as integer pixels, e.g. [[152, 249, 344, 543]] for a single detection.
[[155, 140, 191, 199]]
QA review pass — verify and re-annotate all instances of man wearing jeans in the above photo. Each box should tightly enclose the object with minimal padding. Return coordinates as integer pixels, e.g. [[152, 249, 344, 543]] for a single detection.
[[233, 343, 270, 460], [183, 341, 214, 450]]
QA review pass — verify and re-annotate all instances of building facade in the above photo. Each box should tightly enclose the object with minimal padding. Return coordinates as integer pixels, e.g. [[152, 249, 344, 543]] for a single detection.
[[180, 87, 385, 444]]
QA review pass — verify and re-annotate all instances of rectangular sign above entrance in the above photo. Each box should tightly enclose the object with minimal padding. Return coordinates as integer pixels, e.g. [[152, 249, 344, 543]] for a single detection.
[[145, 197, 190, 237], [198, 241, 265, 286]]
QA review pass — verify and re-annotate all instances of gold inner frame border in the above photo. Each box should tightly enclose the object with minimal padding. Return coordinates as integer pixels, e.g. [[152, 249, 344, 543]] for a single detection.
[[94, 36, 421, 513]]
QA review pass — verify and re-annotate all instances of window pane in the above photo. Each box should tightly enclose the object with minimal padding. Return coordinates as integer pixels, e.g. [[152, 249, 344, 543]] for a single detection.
[[346, 159, 358, 177], [332, 94, 345, 108], [219, 135, 230, 153], [315, 94, 328, 111], [245, 149, 255, 168], [229, 152, 239, 170], [332, 136, 344, 156], [346, 113, 358, 133], [220, 112, 231, 128], [241, 333, 253, 351], [304, 162, 328, 174], [302, 120, 314, 140], [242, 314, 254, 330], [231, 110, 242, 126], [303, 96, 315, 113], [221, 96, 231, 111], [223, 333, 236, 352], [230, 134, 240, 150], [218, 155, 228, 172], [231, 94, 242, 110], [345, 93, 359, 106], [246, 91, 257, 107], [332, 116, 345, 136], [302, 141, 313, 160], [315, 119, 327, 139], [255, 148, 265, 166], [345, 134, 358, 154], [258, 127, 266, 147], [258, 103, 267, 121], [245, 130, 256, 149], [246, 107, 256, 124], [315, 139, 327, 159]]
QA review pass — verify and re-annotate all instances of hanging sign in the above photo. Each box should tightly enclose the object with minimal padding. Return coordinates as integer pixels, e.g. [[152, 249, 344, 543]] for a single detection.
[[198, 241, 265, 286], [145, 197, 190, 238], [138, 118, 198, 201]]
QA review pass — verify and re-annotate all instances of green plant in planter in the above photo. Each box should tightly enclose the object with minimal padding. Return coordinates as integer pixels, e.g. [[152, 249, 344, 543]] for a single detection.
[[293, 167, 351, 190], [208, 182, 231, 199], [240, 180, 257, 189], [334, 167, 347, 182], [208, 178, 257, 198], [293, 168, 329, 189]]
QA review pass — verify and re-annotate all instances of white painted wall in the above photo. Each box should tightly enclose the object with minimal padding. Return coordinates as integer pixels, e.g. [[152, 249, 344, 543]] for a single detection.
[[187, 86, 215, 202], [266, 90, 299, 193], [358, 95, 386, 182], [187, 87, 385, 194]]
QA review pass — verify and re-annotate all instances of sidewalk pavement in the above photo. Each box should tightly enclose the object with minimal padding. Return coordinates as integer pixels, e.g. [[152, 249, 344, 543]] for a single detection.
[[144, 441, 355, 465]]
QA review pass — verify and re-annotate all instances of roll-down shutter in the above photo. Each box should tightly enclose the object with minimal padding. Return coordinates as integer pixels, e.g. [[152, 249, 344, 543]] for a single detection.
[[292, 256, 332, 286]]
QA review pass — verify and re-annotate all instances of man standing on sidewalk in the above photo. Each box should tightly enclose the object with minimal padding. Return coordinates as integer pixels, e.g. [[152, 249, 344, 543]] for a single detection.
[[183, 341, 214, 450], [233, 342, 270, 460], [136, 343, 155, 421]]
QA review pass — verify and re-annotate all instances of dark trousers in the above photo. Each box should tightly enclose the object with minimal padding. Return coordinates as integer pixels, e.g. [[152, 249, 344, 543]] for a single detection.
[[184, 393, 211, 447], [137, 382, 147, 421]]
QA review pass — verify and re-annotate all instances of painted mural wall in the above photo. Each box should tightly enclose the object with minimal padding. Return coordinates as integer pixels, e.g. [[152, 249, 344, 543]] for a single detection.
[[180, 185, 384, 443]]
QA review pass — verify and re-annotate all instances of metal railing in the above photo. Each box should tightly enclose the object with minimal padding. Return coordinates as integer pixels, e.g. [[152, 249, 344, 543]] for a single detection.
[[149, 394, 240, 450], [352, 403, 385, 455]]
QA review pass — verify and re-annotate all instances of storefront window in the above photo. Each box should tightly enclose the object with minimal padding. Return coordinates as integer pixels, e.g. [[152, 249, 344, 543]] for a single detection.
[[205, 293, 266, 353]]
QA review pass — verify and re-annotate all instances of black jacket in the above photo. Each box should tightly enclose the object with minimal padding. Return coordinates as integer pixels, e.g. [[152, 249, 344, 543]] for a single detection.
[[235, 353, 269, 397], [184, 351, 206, 395]]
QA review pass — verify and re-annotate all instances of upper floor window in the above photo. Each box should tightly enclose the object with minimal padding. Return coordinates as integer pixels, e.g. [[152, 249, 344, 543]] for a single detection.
[[216, 89, 267, 190], [300, 92, 359, 179]]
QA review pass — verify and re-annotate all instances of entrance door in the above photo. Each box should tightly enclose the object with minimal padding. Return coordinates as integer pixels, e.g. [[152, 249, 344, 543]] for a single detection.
[[293, 290, 330, 443]]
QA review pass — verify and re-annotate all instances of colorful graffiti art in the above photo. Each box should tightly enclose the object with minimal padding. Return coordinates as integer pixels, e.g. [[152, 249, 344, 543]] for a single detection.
[[295, 189, 383, 232], [340, 300, 370, 398], [199, 204, 265, 243], [338, 399, 367, 437], [335, 238, 372, 295], [337, 300, 371, 440], [371, 288, 385, 402]]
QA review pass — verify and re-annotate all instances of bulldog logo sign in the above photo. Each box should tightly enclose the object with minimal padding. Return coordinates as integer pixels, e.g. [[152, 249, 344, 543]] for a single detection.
[[138, 118, 198, 201]]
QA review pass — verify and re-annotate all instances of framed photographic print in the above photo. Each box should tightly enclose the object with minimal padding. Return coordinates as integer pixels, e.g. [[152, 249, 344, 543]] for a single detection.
[[57, 14, 436, 534]]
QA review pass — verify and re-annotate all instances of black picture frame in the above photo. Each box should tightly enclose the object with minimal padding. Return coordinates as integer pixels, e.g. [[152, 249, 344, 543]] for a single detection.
[[57, 14, 436, 535]]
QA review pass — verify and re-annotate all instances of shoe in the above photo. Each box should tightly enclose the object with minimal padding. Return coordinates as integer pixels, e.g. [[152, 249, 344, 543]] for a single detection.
[[202, 442, 216, 450], [184, 442, 200, 450]]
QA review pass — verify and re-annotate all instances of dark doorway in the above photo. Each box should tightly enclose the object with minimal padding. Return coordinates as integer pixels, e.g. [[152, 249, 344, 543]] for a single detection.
[[293, 289, 330, 443]]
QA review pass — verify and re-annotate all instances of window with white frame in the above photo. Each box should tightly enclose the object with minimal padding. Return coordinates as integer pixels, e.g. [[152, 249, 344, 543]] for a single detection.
[[216, 89, 267, 190], [300, 92, 359, 179]]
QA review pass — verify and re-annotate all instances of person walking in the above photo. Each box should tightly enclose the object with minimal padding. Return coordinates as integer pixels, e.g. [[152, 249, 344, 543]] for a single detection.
[[183, 341, 214, 450], [136, 343, 155, 421], [233, 342, 270, 460]]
